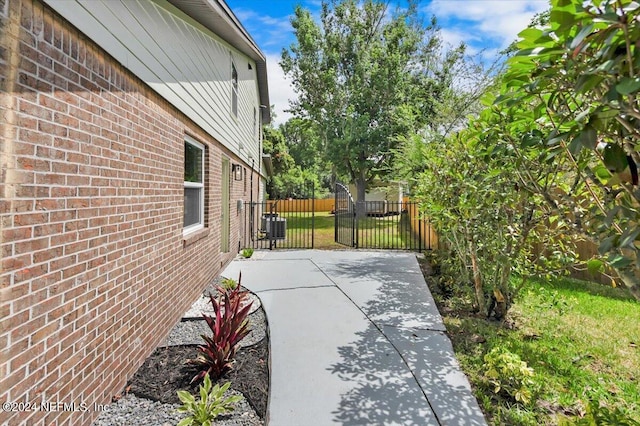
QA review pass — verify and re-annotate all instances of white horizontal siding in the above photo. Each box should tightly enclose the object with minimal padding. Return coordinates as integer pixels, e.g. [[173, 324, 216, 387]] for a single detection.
[[44, 0, 261, 165]]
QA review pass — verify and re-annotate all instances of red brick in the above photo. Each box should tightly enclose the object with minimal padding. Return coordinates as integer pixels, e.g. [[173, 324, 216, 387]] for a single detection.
[[2, 1, 260, 424]]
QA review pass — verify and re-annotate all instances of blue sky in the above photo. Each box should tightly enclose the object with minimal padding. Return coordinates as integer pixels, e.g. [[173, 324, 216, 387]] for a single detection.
[[226, 0, 550, 125]]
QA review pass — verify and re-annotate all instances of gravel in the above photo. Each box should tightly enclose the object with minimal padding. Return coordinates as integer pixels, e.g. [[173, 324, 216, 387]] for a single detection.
[[92, 286, 267, 426], [93, 391, 262, 426], [160, 308, 267, 349]]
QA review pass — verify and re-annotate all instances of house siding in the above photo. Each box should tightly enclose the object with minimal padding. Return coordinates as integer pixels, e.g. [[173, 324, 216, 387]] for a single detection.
[[0, 1, 258, 424], [43, 0, 262, 168]]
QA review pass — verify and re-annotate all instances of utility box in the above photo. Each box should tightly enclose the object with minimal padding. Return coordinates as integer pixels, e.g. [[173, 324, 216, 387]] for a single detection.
[[262, 215, 286, 239]]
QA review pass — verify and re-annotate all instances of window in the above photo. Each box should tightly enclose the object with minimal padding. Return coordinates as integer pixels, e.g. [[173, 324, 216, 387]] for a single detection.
[[231, 62, 238, 117], [184, 137, 205, 234]]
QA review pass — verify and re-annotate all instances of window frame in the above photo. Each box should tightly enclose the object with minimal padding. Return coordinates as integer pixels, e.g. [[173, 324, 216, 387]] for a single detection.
[[183, 136, 205, 235], [231, 62, 238, 118]]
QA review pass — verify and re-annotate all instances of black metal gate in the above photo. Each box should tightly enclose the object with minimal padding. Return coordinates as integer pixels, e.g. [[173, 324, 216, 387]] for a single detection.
[[335, 183, 356, 247], [334, 182, 436, 251], [243, 182, 315, 250]]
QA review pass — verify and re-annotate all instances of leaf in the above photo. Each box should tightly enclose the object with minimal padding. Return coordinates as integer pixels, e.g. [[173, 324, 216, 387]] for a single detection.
[[177, 390, 195, 405], [619, 228, 640, 249], [616, 77, 640, 95], [547, 131, 571, 146], [575, 74, 603, 94], [598, 235, 616, 254], [609, 255, 633, 269], [550, 10, 575, 31], [521, 130, 544, 147], [603, 144, 627, 173], [587, 259, 604, 274], [569, 23, 594, 50], [568, 137, 582, 156], [593, 164, 613, 181], [518, 28, 544, 42], [573, 126, 597, 150]]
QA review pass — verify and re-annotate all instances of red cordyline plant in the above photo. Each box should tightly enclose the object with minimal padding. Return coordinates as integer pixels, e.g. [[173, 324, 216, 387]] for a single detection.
[[190, 274, 252, 383]]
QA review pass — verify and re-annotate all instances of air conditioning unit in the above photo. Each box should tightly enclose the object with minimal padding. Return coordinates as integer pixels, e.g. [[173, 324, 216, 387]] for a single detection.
[[261, 215, 286, 239]]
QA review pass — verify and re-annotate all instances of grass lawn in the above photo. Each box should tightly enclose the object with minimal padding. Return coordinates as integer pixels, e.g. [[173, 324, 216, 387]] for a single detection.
[[421, 266, 640, 425], [279, 211, 425, 250], [278, 211, 341, 249]]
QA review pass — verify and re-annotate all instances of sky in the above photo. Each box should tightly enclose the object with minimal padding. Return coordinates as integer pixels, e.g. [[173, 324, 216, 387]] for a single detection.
[[225, 0, 550, 126]]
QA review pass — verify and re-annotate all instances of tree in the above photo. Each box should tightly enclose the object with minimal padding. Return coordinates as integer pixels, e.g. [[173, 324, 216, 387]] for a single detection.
[[493, 0, 640, 298], [262, 125, 321, 199], [280, 118, 333, 192], [281, 0, 461, 212], [408, 108, 578, 318]]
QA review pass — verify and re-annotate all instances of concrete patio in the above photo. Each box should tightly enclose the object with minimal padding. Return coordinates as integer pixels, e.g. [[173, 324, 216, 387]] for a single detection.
[[222, 250, 487, 426]]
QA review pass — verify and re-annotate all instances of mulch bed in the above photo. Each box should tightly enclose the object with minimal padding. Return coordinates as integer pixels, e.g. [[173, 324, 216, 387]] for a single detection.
[[125, 326, 269, 419]]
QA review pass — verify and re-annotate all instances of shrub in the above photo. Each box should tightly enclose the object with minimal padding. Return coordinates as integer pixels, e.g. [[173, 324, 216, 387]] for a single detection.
[[241, 248, 254, 258], [483, 346, 536, 405], [189, 278, 252, 383], [176, 374, 242, 426], [220, 277, 238, 291], [558, 399, 640, 426]]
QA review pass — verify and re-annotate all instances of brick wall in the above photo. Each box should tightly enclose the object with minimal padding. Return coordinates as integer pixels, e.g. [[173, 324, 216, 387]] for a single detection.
[[0, 0, 259, 424]]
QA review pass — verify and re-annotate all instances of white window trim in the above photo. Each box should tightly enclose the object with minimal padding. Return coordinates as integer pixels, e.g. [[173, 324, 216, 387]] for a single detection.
[[231, 61, 239, 118], [184, 136, 205, 236]]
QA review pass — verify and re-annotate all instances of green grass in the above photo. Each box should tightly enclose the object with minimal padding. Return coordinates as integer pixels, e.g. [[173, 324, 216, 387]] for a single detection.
[[278, 212, 341, 249], [429, 274, 640, 425]]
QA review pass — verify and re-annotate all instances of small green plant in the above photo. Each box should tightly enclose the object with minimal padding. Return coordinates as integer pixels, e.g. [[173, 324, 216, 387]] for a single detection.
[[190, 275, 252, 383], [483, 346, 536, 405], [220, 277, 238, 291], [176, 374, 242, 426], [536, 287, 573, 316], [241, 248, 254, 258], [558, 399, 640, 426]]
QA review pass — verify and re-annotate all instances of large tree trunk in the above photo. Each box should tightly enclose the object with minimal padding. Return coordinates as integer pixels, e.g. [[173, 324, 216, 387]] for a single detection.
[[354, 175, 367, 219]]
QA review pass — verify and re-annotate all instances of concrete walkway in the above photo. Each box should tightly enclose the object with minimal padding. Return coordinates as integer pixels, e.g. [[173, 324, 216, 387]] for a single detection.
[[222, 250, 487, 426]]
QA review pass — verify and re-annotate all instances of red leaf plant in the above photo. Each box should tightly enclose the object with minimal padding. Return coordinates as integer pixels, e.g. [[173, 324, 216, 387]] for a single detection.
[[189, 276, 253, 383]]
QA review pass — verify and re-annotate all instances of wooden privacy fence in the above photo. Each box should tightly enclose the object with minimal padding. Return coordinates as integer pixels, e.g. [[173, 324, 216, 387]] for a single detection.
[[266, 198, 334, 213], [404, 199, 439, 251]]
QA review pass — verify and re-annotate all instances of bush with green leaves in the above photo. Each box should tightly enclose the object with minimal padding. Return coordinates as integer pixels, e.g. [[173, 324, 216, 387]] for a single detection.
[[482, 346, 537, 406], [176, 374, 242, 426], [493, 0, 640, 297], [241, 248, 254, 259], [407, 128, 577, 318]]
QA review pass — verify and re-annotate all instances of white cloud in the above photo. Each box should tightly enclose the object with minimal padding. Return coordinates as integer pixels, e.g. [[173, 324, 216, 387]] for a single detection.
[[425, 0, 549, 49], [265, 53, 296, 126], [233, 8, 293, 49]]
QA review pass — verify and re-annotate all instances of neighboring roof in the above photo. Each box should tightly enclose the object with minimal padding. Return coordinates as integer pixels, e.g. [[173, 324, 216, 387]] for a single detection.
[[168, 0, 271, 125]]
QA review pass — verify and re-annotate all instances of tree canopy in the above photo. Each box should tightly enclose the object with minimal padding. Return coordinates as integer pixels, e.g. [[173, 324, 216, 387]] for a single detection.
[[281, 0, 463, 205]]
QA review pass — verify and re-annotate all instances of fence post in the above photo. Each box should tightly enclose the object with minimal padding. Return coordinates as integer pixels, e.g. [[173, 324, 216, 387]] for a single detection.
[[418, 209, 423, 252]]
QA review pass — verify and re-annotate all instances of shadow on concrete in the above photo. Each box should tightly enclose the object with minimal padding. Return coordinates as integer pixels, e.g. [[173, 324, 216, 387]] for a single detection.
[[328, 322, 438, 425], [327, 254, 487, 425]]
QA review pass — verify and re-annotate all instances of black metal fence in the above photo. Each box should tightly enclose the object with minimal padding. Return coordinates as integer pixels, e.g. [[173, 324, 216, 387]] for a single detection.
[[335, 183, 356, 247], [354, 201, 431, 250], [242, 183, 315, 250], [334, 183, 436, 251], [240, 183, 436, 252]]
